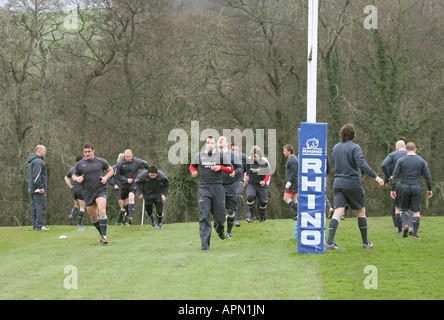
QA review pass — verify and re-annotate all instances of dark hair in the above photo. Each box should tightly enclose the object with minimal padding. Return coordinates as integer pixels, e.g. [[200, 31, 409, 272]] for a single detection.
[[83, 143, 94, 150], [148, 166, 158, 174], [339, 123, 355, 142], [283, 144, 294, 154], [76, 155, 83, 162]]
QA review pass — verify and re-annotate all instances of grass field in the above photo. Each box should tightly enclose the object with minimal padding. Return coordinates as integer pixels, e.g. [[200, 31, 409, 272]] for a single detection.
[[1, 216, 443, 300]]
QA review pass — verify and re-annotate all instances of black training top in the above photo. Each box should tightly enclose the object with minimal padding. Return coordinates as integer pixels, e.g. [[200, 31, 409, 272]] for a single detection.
[[74, 157, 111, 193], [391, 154, 432, 191], [332, 140, 377, 188]]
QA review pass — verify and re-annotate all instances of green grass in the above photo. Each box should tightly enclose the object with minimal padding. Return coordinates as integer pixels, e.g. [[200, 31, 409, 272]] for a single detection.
[[1, 217, 443, 300]]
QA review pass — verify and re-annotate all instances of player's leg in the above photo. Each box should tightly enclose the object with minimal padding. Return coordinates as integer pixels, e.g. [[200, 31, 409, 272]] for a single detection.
[[96, 196, 108, 243], [77, 199, 86, 226]]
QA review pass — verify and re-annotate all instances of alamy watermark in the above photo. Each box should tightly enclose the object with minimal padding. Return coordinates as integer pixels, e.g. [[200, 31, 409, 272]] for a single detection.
[[63, 5, 79, 31], [64, 265, 78, 290], [168, 121, 277, 173], [364, 5, 378, 30], [363, 265, 378, 289]]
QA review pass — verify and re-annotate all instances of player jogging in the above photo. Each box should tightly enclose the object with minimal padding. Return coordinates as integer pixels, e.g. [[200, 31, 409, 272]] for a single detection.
[[73, 143, 114, 244], [245, 145, 272, 223], [189, 136, 233, 251], [135, 166, 170, 229]]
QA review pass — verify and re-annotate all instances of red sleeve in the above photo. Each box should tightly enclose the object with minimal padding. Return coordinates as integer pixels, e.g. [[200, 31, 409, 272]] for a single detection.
[[220, 165, 233, 174], [189, 164, 197, 174], [263, 174, 272, 183]]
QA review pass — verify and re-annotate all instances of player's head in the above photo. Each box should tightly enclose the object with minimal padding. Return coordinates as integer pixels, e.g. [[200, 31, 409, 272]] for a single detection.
[[231, 143, 239, 154], [205, 136, 216, 153], [218, 136, 228, 150], [283, 144, 294, 156], [124, 149, 133, 162], [76, 155, 83, 162], [117, 153, 125, 163], [148, 166, 158, 179], [35, 145, 46, 157], [395, 140, 406, 150], [82, 143, 95, 160], [406, 142, 417, 152], [251, 145, 264, 162], [339, 123, 355, 142]]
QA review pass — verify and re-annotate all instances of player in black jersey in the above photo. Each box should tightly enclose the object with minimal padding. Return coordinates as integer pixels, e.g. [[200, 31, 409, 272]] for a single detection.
[[218, 136, 243, 238], [391, 142, 433, 239], [65, 155, 85, 226], [190, 136, 234, 251], [327, 124, 384, 250], [114, 149, 150, 225], [245, 146, 272, 223], [73, 143, 114, 244], [283, 144, 299, 220], [135, 166, 170, 229]]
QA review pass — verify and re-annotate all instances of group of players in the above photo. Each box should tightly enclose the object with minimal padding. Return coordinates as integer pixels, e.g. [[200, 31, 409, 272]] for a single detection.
[[63, 137, 277, 248], [326, 124, 433, 250], [64, 144, 170, 244], [58, 123, 433, 250]]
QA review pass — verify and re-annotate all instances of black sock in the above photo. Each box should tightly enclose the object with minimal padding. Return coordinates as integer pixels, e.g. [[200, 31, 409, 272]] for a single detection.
[[128, 203, 135, 218], [395, 213, 402, 232], [227, 210, 235, 233], [412, 216, 420, 236], [93, 220, 101, 235], [358, 216, 368, 244], [78, 210, 84, 225], [327, 216, 340, 245], [287, 200, 298, 213], [157, 212, 164, 224], [117, 210, 125, 223], [99, 217, 107, 236], [70, 206, 79, 217]]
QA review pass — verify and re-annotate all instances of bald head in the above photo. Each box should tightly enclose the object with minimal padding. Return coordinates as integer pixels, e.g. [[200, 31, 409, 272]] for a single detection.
[[35, 145, 46, 157], [124, 149, 133, 162], [395, 140, 406, 150]]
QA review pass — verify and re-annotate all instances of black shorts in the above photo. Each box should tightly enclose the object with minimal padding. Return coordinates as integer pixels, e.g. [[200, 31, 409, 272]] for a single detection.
[[71, 185, 84, 201], [120, 185, 136, 200], [83, 188, 108, 207], [223, 183, 238, 211], [113, 188, 121, 200], [393, 184, 402, 207], [246, 183, 269, 205], [333, 186, 365, 211], [398, 184, 422, 212]]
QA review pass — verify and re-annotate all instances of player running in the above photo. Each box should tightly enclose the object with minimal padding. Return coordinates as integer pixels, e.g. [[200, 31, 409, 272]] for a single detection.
[[73, 143, 114, 244], [114, 149, 150, 225], [189, 136, 234, 251], [135, 166, 170, 229]]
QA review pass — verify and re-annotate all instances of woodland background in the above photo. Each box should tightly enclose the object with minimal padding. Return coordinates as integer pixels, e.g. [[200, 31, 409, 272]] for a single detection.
[[0, 0, 442, 226]]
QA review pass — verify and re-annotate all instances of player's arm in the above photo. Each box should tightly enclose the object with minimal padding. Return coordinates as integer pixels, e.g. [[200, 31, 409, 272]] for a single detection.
[[100, 166, 114, 184]]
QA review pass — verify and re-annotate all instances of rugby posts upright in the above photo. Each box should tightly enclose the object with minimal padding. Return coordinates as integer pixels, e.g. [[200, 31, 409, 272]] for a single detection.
[[297, 0, 327, 254]]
